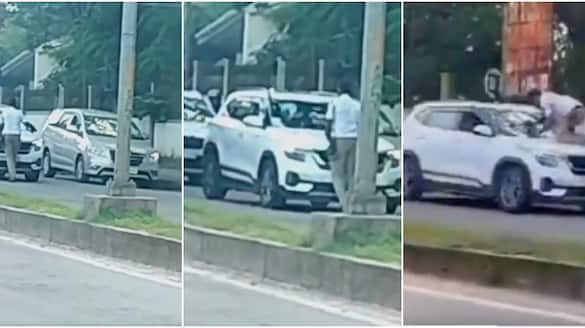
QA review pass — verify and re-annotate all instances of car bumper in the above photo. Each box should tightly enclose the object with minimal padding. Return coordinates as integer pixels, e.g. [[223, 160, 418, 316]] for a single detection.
[[85, 156, 159, 181], [281, 169, 401, 201], [0, 152, 42, 173], [184, 148, 203, 175], [532, 170, 585, 204]]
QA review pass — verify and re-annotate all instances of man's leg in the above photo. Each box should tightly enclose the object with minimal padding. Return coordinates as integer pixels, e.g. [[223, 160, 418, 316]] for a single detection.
[[5, 135, 17, 181], [345, 139, 357, 195], [330, 139, 349, 211]]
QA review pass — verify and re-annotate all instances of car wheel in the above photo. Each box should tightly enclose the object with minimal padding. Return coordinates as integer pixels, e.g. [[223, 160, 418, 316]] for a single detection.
[[42, 150, 56, 178], [24, 170, 40, 182], [186, 174, 200, 186], [202, 151, 227, 200], [496, 165, 531, 213], [258, 159, 285, 209], [310, 200, 330, 211], [386, 197, 400, 214], [405, 155, 423, 201], [74, 156, 89, 183]]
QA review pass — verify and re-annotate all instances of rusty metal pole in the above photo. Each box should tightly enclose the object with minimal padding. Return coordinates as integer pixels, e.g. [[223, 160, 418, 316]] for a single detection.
[[346, 2, 387, 215], [109, 2, 138, 197]]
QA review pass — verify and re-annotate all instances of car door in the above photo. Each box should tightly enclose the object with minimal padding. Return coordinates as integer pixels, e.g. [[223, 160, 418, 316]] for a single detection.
[[415, 107, 468, 185], [454, 108, 498, 187], [62, 113, 84, 170], [51, 112, 75, 169], [222, 97, 264, 185], [237, 98, 268, 182]]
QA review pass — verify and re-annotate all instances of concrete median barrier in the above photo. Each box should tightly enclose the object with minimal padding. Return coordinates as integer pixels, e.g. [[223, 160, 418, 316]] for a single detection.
[[185, 225, 402, 309], [0, 205, 181, 272], [405, 243, 585, 302]]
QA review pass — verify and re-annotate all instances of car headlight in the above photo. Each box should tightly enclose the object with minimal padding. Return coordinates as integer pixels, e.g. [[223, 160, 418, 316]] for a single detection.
[[88, 145, 109, 159], [284, 149, 309, 162], [535, 153, 561, 167], [32, 140, 42, 152], [149, 151, 160, 162]]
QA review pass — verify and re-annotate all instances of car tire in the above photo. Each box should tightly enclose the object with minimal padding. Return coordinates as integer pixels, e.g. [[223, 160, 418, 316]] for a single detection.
[[186, 174, 200, 186], [386, 197, 400, 214], [202, 151, 227, 200], [310, 200, 330, 211], [405, 155, 423, 201], [74, 156, 89, 183], [258, 159, 285, 209], [24, 170, 40, 182], [42, 150, 56, 178], [496, 165, 531, 213]]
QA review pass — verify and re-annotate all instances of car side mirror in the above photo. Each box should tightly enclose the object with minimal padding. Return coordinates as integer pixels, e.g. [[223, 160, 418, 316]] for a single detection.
[[472, 124, 494, 137], [243, 115, 264, 128]]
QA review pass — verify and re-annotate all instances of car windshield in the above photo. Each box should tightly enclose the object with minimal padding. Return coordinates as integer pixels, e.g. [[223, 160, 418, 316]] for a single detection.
[[270, 100, 328, 130], [379, 110, 400, 136], [84, 115, 146, 140], [495, 110, 542, 137], [184, 98, 214, 121]]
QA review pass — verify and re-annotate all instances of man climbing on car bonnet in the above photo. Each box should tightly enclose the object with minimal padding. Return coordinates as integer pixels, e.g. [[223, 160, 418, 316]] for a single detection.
[[325, 79, 361, 212], [527, 88, 585, 144]]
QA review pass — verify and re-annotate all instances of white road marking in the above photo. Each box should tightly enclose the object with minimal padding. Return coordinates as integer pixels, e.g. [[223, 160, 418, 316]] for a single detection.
[[185, 266, 400, 326], [0, 234, 181, 288], [406, 285, 585, 324]]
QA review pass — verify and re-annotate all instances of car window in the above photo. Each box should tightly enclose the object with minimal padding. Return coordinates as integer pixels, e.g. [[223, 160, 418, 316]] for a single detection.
[[424, 110, 462, 130], [458, 111, 487, 133], [84, 115, 146, 140], [184, 97, 214, 121], [67, 114, 82, 133], [226, 98, 261, 121], [56, 113, 74, 130], [270, 100, 328, 130]]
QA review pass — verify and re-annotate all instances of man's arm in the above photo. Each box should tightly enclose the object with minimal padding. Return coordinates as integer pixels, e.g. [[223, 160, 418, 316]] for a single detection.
[[325, 101, 334, 142]]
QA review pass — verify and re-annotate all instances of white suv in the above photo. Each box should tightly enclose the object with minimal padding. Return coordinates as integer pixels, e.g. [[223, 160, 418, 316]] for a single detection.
[[201, 89, 401, 212], [404, 100, 585, 212], [183, 90, 215, 182]]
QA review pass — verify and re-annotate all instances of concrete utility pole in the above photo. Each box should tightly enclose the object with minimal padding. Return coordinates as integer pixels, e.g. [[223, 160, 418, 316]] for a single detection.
[[109, 2, 138, 197], [346, 2, 387, 215]]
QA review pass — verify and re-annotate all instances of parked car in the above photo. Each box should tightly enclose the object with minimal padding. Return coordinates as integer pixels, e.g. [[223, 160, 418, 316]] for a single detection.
[[40, 108, 160, 186], [202, 89, 401, 212], [404, 100, 585, 212], [183, 90, 216, 182], [0, 105, 43, 182]]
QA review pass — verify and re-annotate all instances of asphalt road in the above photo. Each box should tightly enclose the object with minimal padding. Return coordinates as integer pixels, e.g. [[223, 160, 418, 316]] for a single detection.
[[0, 174, 181, 223], [184, 266, 396, 326], [0, 235, 181, 325], [405, 194, 585, 242], [404, 274, 585, 325]]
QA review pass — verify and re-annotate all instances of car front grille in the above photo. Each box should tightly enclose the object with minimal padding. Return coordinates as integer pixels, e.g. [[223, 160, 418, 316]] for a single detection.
[[568, 156, 585, 175], [312, 183, 335, 194], [110, 150, 144, 166], [184, 136, 203, 149], [0, 142, 32, 154], [314, 149, 388, 172]]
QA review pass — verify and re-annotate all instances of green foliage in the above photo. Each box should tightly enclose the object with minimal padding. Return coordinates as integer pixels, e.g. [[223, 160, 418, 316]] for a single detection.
[[404, 3, 502, 105], [254, 3, 402, 103], [0, 3, 180, 120]]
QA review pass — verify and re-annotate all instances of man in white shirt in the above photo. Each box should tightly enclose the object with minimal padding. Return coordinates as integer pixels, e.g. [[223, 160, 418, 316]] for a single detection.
[[0, 101, 24, 181], [325, 80, 361, 211], [527, 89, 585, 144]]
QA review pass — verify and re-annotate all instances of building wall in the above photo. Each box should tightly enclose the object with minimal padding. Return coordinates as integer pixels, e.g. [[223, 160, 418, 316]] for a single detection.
[[242, 6, 278, 64], [154, 120, 182, 158], [33, 42, 61, 89]]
